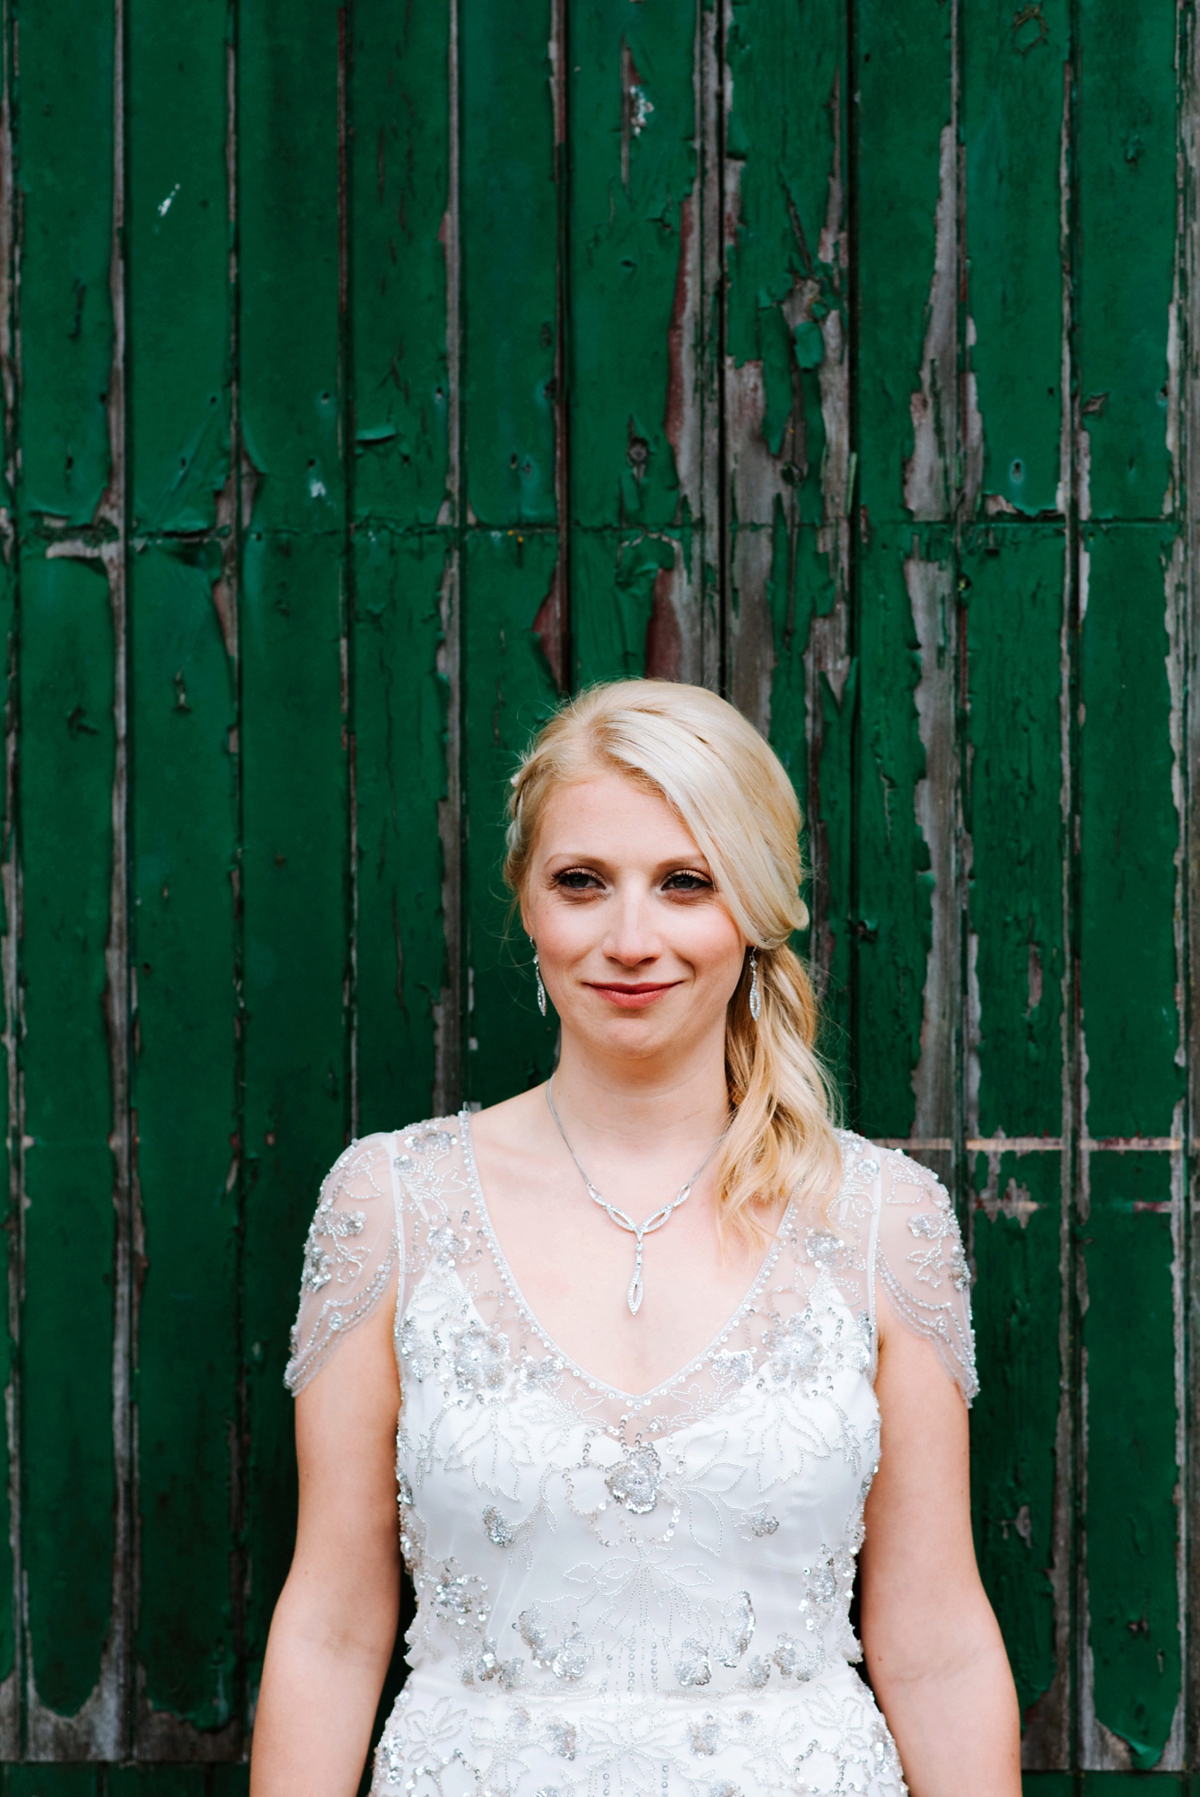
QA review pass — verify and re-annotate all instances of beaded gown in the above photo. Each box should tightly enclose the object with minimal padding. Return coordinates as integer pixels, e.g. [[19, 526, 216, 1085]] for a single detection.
[[285, 1117, 976, 1797]]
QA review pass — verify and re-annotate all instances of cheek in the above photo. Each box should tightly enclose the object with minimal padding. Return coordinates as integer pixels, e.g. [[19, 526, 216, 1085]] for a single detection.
[[666, 909, 746, 975], [528, 901, 597, 960]]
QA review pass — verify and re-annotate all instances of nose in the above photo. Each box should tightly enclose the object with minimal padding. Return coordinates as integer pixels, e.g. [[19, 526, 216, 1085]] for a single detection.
[[602, 885, 661, 967]]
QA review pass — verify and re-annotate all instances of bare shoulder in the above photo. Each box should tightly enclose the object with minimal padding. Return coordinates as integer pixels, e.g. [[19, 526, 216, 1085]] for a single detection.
[[467, 1083, 553, 1154]]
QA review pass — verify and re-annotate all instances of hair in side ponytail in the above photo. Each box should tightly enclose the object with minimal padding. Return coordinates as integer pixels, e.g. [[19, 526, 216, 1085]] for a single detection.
[[504, 679, 843, 1235]]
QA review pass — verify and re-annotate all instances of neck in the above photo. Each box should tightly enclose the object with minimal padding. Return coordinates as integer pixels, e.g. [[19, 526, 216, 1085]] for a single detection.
[[548, 1027, 731, 1155]]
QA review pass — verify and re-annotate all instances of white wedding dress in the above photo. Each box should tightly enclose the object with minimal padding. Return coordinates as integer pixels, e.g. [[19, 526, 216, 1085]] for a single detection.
[[286, 1116, 976, 1797]]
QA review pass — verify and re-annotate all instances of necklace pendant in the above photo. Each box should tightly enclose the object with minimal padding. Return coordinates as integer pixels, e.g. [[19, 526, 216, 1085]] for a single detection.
[[627, 1269, 644, 1315]]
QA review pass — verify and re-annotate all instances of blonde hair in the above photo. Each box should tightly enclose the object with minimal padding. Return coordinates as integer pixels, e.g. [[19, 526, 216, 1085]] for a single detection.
[[504, 679, 842, 1234]]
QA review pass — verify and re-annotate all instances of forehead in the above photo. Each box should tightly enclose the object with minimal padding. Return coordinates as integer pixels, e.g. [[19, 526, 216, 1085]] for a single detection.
[[535, 772, 703, 857]]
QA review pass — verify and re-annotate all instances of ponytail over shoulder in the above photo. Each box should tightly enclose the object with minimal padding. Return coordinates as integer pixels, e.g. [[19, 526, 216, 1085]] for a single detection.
[[504, 679, 843, 1235], [720, 941, 841, 1240]]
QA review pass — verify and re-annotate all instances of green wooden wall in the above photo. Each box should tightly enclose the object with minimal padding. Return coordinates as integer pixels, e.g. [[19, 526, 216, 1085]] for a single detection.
[[0, 0, 1195, 1784]]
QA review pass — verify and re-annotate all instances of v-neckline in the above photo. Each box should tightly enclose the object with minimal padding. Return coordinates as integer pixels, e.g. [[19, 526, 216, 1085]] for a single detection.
[[457, 1106, 795, 1405]]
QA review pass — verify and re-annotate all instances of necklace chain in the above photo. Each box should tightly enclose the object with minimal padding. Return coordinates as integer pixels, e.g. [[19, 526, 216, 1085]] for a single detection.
[[545, 1077, 727, 1316]]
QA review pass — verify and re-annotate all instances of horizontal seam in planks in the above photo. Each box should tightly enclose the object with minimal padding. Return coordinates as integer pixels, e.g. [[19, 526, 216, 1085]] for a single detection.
[[878, 1136, 1186, 1152]]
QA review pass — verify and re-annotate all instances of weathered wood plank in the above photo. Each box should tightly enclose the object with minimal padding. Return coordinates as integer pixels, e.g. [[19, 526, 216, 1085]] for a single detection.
[[350, 0, 455, 1134], [1078, 523, 1185, 1770], [970, 1152, 1063, 1728], [352, 530, 450, 1131], [722, 0, 850, 1038], [1077, 0, 1178, 521], [723, 0, 845, 714], [0, 0, 17, 1746], [3, 1772, 103, 1796], [851, 0, 956, 1176], [568, 0, 704, 691], [853, 0, 954, 531], [963, 0, 1068, 522], [19, 557, 119, 1741], [573, 530, 676, 684], [350, 0, 453, 535], [570, 0, 700, 537], [129, 548, 239, 1753], [962, 527, 1068, 1762], [462, 532, 559, 1109], [127, 0, 231, 536], [126, 0, 239, 1752], [16, 0, 129, 1755], [16, 0, 116, 526], [1083, 1154, 1182, 1770], [461, 0, 558, 530], [238, 0, 350, 1716], [460, 0, 561, 1108], [850, 528, 946, 1146]]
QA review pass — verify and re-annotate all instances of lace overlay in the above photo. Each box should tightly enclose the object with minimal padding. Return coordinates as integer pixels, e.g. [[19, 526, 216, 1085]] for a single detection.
[[285, 1120, 977, 1797]]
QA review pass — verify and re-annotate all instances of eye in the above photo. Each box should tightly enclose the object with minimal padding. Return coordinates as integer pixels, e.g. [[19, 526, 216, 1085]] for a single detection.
[[662, 870, 713, 893], [552, 867, 604, 892]]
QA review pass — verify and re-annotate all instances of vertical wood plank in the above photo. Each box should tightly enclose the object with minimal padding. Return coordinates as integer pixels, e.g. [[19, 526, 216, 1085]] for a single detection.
[[721, 0, 850, 1040], [462, 1, 558, 532], [351, 0, 454, 1134], [1181, 0, 1200, 1772], [462, 532, 559, 1109], [965, 2, 1069, 522], [19, 558, 118, 1743], [1078, 1, 1178, 522], [238, 0, 349, 1712], [16, 0, 130, 1756], [851, 0, 957, 1174], [127, 0, 240, 1753], [960, 3, 1074, 1763], [1076, 8, 1184, 1767], [128, 551, 238, 1752], [962, 527, 1068, 1762], [1077, 525, 1185, 1770], [568, 0, 705, 690], [0, 0, 18, 1752], [460, 0, 561, 1107]]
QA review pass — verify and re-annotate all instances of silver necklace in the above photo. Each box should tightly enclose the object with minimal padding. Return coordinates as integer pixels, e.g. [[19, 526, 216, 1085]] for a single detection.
[[546, 1077, 727, 1316]]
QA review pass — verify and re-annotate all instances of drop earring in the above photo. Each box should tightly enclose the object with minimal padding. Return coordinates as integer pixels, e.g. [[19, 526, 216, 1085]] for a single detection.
[[533, 949, 548, 1017], [748, 949, 762, 1022]]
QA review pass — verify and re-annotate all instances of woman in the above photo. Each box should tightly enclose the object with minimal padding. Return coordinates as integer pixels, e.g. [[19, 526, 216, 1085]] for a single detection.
[[252, 680, 1021, 1797]]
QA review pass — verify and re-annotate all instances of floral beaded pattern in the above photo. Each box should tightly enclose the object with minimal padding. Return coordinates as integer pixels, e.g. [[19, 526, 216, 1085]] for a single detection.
[[285, 1140, 399, 1390], [287, 1119, 975, 1796]]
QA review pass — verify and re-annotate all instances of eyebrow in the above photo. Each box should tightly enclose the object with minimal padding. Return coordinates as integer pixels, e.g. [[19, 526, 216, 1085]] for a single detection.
[[545, 852, 713, 874]]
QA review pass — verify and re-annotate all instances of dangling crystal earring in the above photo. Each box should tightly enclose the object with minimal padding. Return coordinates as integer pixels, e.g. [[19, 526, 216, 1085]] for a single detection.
[[748, 949, 762, 1022], [533, 949, 548, 1017]]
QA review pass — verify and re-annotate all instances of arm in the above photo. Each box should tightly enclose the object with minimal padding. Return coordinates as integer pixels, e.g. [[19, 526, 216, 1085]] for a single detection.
[[859, 1297, 1021, 1796], [250, 1286, 402, 1797]]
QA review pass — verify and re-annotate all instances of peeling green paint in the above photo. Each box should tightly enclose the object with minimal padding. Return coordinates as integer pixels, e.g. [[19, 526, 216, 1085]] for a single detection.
[[1, 0, 1195, 1781]]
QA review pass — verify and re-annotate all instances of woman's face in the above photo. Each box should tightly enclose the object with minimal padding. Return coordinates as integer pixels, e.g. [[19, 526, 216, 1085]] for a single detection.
[[521, 770, 747, 1066]]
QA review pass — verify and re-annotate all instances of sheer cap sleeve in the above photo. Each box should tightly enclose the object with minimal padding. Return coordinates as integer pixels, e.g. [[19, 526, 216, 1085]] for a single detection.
[[870, 1142, 978, 1403], [284, 1132, 401, 1394]]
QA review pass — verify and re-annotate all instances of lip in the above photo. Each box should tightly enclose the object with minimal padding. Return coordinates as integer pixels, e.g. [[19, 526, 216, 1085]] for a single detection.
[[586, 981, 680, 1010]]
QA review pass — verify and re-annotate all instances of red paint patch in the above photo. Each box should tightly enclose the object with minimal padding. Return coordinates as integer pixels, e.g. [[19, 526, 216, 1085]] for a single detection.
[[644, 565, 683, 680]]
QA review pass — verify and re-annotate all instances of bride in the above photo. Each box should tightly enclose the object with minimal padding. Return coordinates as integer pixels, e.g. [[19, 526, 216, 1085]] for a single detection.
[[251, 680, 1021, 1796]]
